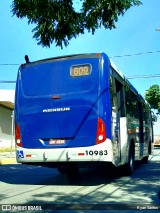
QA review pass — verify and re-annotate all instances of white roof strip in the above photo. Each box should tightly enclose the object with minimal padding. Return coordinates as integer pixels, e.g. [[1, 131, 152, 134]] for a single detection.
[[110, 59, 124, 79]]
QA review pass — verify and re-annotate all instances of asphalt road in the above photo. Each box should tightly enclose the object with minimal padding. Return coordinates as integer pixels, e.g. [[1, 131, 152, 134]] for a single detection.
[[0, 148, 160, 213]]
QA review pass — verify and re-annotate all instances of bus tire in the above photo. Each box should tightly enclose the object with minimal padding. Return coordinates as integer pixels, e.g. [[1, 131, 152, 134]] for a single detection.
[[124, 145, 135, 176], [141, 156, 149, 164]]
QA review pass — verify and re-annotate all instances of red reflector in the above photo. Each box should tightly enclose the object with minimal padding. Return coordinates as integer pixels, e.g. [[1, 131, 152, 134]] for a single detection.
[[96, 117, 107, 144], [51, 95, 61, 100], [78, 153, 85, 156], [26, 154, 31, 158]]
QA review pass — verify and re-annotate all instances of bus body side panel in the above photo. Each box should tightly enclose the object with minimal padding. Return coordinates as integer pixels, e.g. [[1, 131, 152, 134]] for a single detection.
[[92, 54, 113, 161], [99, 53, 112, 140]]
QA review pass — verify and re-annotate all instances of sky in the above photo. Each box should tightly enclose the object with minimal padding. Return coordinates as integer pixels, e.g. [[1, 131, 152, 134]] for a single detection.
[[0, 0, 159, 134]]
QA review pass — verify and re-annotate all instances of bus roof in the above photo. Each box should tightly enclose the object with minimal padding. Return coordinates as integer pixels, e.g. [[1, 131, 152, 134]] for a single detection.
[[110, 59, 124, 79], [22, 53, 102, 68]]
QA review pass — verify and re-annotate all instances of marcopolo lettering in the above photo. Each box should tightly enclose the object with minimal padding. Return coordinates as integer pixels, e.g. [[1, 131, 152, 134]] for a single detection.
[[43, 107, 70, 113]]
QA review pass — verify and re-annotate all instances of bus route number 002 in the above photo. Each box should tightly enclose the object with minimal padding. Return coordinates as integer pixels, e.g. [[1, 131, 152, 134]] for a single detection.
[[70, 65, 91, 77], [86, 150, 108, 156]]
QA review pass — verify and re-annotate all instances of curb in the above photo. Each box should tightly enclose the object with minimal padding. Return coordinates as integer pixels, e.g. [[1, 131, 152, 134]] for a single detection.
[[0, 152, 17, 165], [0, 158, 17, 165]]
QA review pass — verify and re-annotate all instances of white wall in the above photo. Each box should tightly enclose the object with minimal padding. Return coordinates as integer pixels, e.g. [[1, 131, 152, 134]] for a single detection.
[[0, 90, 15, 148], [0, 106, 15, 148]]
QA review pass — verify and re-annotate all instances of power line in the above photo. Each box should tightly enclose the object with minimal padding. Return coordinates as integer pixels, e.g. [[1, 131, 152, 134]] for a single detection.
[[127, 74, 160, 79], [110, 50, 160, 58], [0, 64, 19, 66], [0, 81, 16, 83]]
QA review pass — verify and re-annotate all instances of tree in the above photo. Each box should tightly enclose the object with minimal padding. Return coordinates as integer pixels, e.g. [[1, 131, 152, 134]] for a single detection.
[[11, 0, 142, 48], [145, 85, 160, 114]]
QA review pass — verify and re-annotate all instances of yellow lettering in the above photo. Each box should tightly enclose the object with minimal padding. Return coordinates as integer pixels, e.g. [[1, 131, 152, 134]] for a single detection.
[[74, 68, 79, 76], [70, 65, 90, 77], [84, 67, 89, 75]]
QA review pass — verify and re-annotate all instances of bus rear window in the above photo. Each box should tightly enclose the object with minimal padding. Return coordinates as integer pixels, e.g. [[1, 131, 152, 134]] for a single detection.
[[20, 61, 97, 97]]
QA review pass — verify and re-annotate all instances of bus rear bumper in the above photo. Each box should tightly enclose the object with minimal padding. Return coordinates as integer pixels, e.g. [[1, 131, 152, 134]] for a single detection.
[[16, 139, 114, 164]]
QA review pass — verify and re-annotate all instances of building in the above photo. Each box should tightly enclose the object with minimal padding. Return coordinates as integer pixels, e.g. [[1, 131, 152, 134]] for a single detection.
[[0, 90, 15, 148], [154, 135, 160, 146]]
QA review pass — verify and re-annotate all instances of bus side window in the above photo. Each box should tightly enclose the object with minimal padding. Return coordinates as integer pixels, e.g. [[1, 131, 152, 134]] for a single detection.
[[109, 76, 115, 109], [125, 85, 130, 115], [145, 105, 152, 125], [110, 75, 118, 143], [115, 78, 125, 117], [110, 75, 126, 117], [130, 91, 138, 119]]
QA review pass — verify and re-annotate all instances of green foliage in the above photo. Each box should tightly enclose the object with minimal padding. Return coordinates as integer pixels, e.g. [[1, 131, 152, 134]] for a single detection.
[[11, 0, 142, 48], [145, 85, 160, 113]]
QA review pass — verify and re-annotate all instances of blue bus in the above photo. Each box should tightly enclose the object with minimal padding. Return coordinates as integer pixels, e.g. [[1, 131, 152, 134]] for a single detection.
[[15, 53, 154, 175]]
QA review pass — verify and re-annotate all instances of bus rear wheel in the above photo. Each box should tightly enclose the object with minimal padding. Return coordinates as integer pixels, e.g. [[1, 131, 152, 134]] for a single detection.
[[124, 145, 135, 176], [141, 156, 149, 164]]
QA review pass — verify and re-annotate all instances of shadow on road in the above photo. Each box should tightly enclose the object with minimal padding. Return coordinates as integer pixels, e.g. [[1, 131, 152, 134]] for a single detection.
[[0, 158, 159, 186], [0, 163, 123, 186]]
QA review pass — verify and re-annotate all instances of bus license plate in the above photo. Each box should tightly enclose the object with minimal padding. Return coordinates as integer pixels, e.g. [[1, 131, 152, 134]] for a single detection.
[[49, 139, 65, 145]]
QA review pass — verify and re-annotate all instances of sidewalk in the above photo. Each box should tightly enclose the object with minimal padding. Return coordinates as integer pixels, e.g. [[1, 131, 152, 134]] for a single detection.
[[0, 151, 17, 165]]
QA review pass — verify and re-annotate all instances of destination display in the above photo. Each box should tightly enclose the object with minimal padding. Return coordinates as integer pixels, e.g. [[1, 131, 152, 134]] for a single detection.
[[70, 64, 91, 77]]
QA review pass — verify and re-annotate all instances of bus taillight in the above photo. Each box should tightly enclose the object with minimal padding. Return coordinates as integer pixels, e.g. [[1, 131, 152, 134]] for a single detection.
[[15, 124, 22, 147], [96, 117, 107, 144]]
